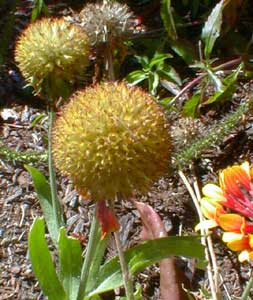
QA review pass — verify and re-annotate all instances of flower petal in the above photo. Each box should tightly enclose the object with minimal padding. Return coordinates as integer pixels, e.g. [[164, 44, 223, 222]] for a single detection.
[[200, 197, 225, 221], [238, 250, 253, 262], [202, 184, 225, 201], [195, 219, 218, 231], [96, 200, 120, 239], [220, 165, 251, 197], [219, 214, 244, 233], [223, 233, 250, 251]]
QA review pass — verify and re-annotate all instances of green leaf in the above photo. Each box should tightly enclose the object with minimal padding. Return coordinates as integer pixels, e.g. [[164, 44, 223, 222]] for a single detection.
[[183, 93, 201, 117], [28, 217, 66, 300], [58, 228, 82, 300], [31, 0, 48, 21], [134, 55, 149, 69], [125, 70, 148, 86], [88, 236, 205, 297], [159, 65, 182, 86], [204, 64, 242, 105], [149, 53, 172, 69], [201, 0, 224, 58], [159, 97, 173, 107], [148, 72, 159, 95], [160, 0, 177, 40], [170, 39, 196, 65], [206, 69, 224, 92], [29, 113, 47, 129], [25, 165, 64, 245]]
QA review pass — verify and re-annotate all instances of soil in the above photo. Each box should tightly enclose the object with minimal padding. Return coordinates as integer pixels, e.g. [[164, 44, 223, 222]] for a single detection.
[[1, 1, 253, 300]]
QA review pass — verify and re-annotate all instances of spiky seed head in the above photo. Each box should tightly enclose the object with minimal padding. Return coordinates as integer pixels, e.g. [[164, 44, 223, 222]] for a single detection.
[[70, 1, 136, 45], [15, 18, 90, 101], [53, 82, 171, 201]]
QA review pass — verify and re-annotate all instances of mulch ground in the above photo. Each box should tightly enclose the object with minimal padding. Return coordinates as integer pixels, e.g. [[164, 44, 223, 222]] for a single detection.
[[1, 1, 253, 300]]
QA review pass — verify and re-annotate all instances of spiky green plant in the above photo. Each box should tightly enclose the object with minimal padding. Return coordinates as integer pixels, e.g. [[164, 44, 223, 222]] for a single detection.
[[52, 82, 171, 201], [15, 18, 90, 102]]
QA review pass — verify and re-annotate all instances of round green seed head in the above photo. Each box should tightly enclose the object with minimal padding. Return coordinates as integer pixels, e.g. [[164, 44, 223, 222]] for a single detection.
[[15, 18, 90, 101], [53, 82, 171, 201]]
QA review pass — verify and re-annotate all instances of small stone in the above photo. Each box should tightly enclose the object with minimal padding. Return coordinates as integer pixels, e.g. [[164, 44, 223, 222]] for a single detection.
[[11, 266, 21, 274]]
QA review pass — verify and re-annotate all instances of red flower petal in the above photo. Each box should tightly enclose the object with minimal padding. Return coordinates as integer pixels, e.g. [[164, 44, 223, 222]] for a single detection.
[[96, 200, 120, 240]]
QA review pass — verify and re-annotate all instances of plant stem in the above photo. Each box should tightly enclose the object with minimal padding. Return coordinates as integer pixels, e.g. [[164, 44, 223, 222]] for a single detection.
[[105, 35, 115, 81], [48, 108, 63, 235], [77, 204, 100, 300], [111, 198, 135, 300], [242, 276, 253, 300]]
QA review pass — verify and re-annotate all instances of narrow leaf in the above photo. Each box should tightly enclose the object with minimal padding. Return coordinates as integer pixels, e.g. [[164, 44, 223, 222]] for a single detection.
[[149, 53, 172, 68], [28, 217, 66, 300], [148, 72, 159, 95], [88, 236, 205, 297], [31, 0, 48, 21], [59, 228, 82, 300], [25, 165, 64, 245], [161, 0, 177, 40], [125, 70, 148, 86], [204, 64, 241, 104], [206, 69, 224, 92], [201, 0, 224, 58]]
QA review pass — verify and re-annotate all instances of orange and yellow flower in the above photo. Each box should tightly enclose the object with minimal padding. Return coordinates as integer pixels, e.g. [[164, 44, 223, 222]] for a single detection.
[[196, 162, 253, 262]]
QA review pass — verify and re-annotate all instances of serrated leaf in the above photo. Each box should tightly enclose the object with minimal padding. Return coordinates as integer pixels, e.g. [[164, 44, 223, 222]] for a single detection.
[[183, 93, 200, 117], [161, 0, 177, 40], [125, 70, 148, 86], [59, 228, 82, 300], [88, 236, 205, 297], [25, 165, 64, 245], [28, 217, 66, 300], [201, 0, 224, 58]]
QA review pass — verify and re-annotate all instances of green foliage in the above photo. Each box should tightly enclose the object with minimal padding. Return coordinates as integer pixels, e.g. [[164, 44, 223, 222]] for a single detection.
[[88, 236, 205, 297], [176, 102, 249, 168], [59, 228, 83, 300], [31, 0, 48, 21], [160, 0, 177, 40], [25, 165, 64, 245], [0, 145, 47, 163], [126, 52, 181, 95], [201, 0, 224, 59], [29, 218, 66, 300], [28, 217, 205, 300]]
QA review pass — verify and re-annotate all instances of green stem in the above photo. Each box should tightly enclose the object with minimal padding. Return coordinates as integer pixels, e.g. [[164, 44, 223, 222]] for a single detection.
[[111, 198, 135, 300], [242, 276, 253, 300], [77, 204, 101, 300], [48, 109, 63, 235]]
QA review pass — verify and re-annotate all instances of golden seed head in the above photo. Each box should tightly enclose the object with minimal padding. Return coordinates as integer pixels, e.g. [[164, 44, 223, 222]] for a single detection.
[[52, 82, 171, 201], [15, 18, 90, 100]]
